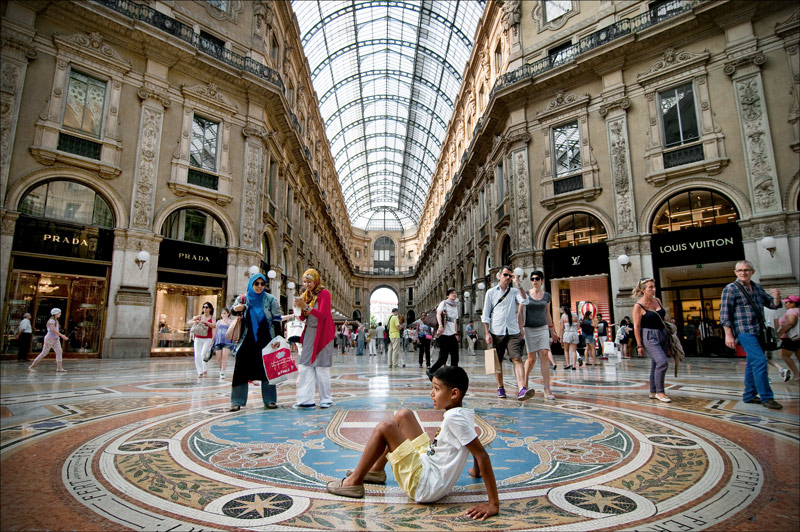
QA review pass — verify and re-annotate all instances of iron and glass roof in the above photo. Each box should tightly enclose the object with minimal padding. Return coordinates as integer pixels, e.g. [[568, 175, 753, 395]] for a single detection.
[[291, 0, 485, 232]]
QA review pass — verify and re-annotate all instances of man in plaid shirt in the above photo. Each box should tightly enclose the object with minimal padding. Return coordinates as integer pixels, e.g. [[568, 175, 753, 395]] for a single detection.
[[720, 260, 783, 409]]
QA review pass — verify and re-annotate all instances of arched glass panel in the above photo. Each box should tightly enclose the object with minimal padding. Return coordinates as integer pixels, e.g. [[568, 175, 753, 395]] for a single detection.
[[19, 180, 114, 228], [261, 233, 271, 268], [373, 236, 395, 272], [545, 213, 608, 249], [161, 208, 227, 246], [651, 189, 738, 233], [501, 236, 512, 267]]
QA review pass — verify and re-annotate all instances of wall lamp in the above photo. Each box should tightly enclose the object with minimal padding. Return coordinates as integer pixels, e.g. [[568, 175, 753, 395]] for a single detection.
[[760, 236, 776, 258], [267, 270, 277, 280], [617, 252, 631, 272], [135, 250, 150, 270], [244, 265, 260, 278]]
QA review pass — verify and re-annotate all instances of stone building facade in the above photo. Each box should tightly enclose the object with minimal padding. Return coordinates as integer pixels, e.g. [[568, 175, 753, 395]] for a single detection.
[[414, 0, 799, 352]]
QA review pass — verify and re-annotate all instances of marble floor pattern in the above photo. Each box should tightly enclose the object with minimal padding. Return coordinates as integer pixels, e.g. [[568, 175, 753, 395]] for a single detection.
[[1, 349, 798, 532]]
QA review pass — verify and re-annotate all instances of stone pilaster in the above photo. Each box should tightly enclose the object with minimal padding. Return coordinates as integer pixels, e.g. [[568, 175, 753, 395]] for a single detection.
[[601, 99, 636, 236]]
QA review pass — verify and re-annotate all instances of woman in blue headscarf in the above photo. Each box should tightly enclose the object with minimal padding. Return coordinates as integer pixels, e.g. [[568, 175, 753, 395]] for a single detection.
[[229, 273, 283, 411]]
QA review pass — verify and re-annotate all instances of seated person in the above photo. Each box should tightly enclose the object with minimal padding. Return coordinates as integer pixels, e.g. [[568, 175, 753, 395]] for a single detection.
[[326, 366, 499, 520]]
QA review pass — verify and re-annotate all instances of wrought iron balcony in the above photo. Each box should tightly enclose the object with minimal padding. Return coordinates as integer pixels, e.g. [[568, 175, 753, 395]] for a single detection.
[[491, 0, 704, 98], [57, 132, 102, 160], [92, 0, 284, 94], [187, 168, 219, 190], [663, 143, 704, 169], [553, 174, 583, 195]]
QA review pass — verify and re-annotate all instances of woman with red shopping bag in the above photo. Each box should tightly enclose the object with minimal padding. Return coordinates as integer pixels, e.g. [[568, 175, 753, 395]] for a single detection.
[[228, 273, 283, 411], [293, 269, 336, 409]]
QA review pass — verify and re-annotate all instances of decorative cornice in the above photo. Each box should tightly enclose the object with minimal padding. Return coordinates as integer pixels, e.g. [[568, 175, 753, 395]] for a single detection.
[[775, 8, 799, 39], [723, 51, 766, 76], [242, 123, 275, 145], [137, 85, 171, 108], [536, 90, 590, 121], [1, 30, 38, 60], [53, 32, 131, 73], [637, 48, 709, 86], [180, 82, 237, 114], [599, 97, 631, 117]]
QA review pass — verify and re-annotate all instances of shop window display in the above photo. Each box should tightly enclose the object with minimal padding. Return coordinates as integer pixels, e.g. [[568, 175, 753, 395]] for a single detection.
[[546, 213, 608, 249], [2, 272, 106, 356], [652, 189, 738, 233], [152, 284, 221, 352]]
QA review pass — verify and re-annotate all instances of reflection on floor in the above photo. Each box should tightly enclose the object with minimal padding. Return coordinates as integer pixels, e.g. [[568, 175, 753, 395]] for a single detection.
[[1, 350, 798, 531]]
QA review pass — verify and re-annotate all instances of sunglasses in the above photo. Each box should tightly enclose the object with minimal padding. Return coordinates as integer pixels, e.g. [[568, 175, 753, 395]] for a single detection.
[[253, 281, 266, 286], [501, 273, 511, 277], [531, 277, 542, 281]]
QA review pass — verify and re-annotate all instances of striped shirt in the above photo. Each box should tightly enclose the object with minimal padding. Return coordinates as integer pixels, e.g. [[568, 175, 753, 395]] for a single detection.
[[720, 280, 781, 336]]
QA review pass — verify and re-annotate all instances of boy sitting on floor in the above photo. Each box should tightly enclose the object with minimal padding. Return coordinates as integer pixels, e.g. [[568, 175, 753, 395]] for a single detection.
[[326, 366, 499, 520]]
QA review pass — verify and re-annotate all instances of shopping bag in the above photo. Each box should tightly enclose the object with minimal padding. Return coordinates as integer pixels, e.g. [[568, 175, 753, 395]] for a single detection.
[[262, 335, 298, 384], [225, 316, 241, 342], [286, 319, 305, 343], [603, 341, 616, 355], [484, 348, 500, 375]]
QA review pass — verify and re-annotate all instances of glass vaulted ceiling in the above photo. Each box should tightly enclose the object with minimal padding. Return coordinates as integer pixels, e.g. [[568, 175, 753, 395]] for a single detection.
[[292, 0, 485, 232]]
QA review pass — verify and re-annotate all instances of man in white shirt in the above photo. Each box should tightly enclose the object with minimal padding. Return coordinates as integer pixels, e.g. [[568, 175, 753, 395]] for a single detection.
[[481, 265, 530, 399], [375, 323, 385, 355], [16, 312, 33, 362]]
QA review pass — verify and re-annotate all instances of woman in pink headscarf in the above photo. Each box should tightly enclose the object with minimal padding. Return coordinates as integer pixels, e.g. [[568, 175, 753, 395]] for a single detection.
[[293, 269, 335, 408]]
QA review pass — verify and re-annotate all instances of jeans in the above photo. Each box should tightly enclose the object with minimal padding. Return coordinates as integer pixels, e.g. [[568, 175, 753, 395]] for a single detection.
[[738, 332, 773, 402], [356, 338, 364, 356], [231, 381, 277, 407], [642, 327, 669, 394], [430, 334, 459, 373]]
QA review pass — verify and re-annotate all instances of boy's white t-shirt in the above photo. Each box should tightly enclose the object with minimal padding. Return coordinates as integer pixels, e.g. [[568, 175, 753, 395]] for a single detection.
[[415, 407, 477, 503], [435, 300, 460, 337]]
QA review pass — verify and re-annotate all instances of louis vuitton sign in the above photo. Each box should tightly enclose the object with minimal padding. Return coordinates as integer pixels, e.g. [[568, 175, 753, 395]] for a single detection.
[[543, 241, 610, 278], [158, 238, 227, 275], [651, 223, 743, 268]]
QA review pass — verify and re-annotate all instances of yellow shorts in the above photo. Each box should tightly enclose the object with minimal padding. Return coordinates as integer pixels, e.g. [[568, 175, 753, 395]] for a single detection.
[[386, 432, 430, 499]]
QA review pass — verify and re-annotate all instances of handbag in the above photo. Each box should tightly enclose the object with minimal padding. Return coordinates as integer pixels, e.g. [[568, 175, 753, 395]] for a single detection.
[[286, 318, 305, 343], [484, 347, 500, 375], [189, 321, 208, 336], [734, 282, 779, 351], [225, 316, 241, 342], [261, 335, 299, 384]]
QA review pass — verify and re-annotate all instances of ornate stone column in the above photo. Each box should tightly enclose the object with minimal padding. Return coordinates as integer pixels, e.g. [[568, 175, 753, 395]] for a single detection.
[[775, 9, 799, 153], [509, 132, 534, 266], [1, 9, 37, 207], [0, 210, 19, 308]]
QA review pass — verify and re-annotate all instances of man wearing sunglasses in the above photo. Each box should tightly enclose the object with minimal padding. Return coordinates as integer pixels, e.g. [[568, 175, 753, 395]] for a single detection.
[[481, 265, 529, 399]]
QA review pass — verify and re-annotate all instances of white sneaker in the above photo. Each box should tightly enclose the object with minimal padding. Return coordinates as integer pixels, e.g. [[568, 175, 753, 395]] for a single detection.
[[782, 368, 792, 382], [219, 372, 225, 379]]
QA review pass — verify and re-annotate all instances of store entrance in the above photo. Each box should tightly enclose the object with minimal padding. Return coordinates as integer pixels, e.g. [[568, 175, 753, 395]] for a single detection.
[[658, 262, 736, 357]]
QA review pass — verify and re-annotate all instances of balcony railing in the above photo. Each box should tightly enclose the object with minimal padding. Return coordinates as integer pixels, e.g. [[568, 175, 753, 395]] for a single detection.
[[353, 266, 415, 276], [491, 0, 703, 98], [57, 132, 102, 160], [554, 174, 583, 195], [187, 168, 219, 190], [92, 0, 284, 93], [663, 143, 704, 169]]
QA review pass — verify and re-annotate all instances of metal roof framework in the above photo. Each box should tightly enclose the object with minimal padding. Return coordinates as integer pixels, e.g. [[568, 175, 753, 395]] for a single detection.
[[292, 0, 484, 232]]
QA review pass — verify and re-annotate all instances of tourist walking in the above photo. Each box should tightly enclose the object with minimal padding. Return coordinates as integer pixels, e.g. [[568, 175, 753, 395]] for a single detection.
[[376, 322, 385, 355], [580, 311, 599, 365], [16, 312, 33, 362], [356, 322, 366, 356], [481, 265, 530, 399], [427, 288, 460, 379], [416, 313, 432, 368], [633, 278, 672, 403], [368, 323, 377, 356], [721, 260, 784, 409], [294, 269, 335, 409], [229, 273, 283, 411], [560, 305, 580, 370], [28, 308, 68, 373], [190, 302, 216, 378], [776, 295, 799, 381], [519, 271, 557, 400], [212, 307, 235, 379]]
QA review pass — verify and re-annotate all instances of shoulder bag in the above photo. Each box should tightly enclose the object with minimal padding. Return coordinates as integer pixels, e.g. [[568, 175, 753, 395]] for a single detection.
[[637, 302, 685, 376], [734, 282, 778, 351], [189, 320, 208, 336], [225, 316, 241, 342]]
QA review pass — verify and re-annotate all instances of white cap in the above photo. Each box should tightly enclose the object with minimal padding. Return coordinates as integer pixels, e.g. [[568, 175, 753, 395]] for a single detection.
[[51, 308, 61, 315]]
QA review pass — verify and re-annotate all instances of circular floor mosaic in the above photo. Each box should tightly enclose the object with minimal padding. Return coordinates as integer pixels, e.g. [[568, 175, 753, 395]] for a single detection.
[[63, 395, 764, 530]]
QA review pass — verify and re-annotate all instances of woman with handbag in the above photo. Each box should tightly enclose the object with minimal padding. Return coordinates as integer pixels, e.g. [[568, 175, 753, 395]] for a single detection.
[[229, 273, 282, 411], [776, 295, 799, 381], [293, 269, 335, 409], [211, 307, 235, 379], [560, 305, 580, 370], [632, 278, 672, 403], [190, 302, 216, 378]]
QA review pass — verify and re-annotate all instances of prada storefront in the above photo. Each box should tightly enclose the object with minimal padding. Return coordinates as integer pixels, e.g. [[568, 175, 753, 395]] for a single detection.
[[152, 208, 227, 354], [650, 189, 742, 356], [3, 216, 113, 357], [543, 213, 613, 332]]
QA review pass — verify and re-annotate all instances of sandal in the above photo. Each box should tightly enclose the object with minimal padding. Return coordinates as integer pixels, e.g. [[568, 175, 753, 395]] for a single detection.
[[265, 402, 278, 409]]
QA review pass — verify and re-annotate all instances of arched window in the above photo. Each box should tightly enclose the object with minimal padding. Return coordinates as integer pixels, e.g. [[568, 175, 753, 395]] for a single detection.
[[352, 309, 362, 322], [484, 252, 491, 278], [161, 208, 227, 246], [261, 233, 271, 269], [545, 213, 608, 249], [373, 236, 395, 272], [501, 235, 512, 266], [19, 180, 114, 228], [652, 189, 738, 233]]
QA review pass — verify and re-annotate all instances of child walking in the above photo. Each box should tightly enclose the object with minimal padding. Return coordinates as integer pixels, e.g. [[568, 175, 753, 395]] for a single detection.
[[326, 366, 499, 520]]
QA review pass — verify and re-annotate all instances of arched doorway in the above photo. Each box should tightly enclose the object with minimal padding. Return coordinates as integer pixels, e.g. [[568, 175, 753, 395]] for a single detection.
[[369, 286, 398, 328], [501, 235, 512, 267]]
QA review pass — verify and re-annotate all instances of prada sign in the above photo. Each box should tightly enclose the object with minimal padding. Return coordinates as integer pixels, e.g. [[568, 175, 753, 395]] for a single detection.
[[12, 216, 114, 262], [543, 241, 610, 278], [651, 223, 743, 268], [158, 238, 227, 275]]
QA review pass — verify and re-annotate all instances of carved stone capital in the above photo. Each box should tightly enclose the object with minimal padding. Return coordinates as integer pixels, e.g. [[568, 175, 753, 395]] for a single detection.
[[599, 97, 631, 117], [137, 86, 171, 108], [724, 51, 766, 76], [243, 123, 275, 144]]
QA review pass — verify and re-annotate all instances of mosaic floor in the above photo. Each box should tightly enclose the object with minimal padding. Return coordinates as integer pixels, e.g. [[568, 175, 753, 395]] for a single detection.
[[1, 349, 798, 531]]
